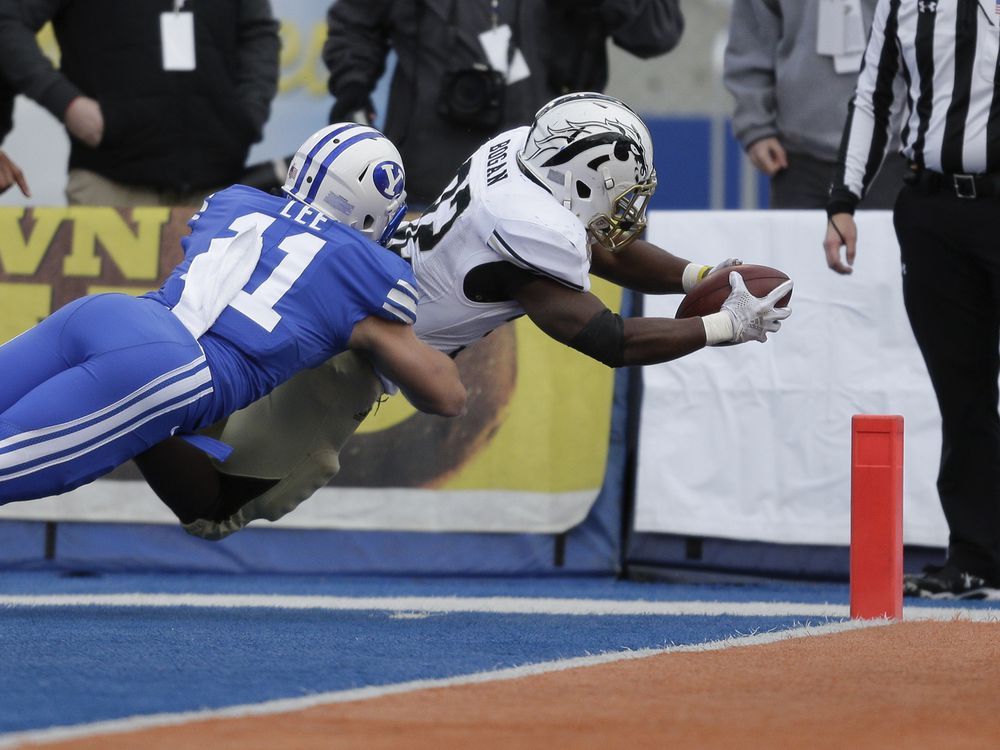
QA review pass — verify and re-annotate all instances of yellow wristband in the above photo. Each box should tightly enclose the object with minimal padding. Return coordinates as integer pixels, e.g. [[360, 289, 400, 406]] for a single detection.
[[682, 263, 713, 292]]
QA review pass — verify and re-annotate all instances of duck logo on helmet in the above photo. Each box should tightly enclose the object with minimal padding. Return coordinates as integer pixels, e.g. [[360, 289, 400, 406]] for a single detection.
[[523, 118, 650, 182]]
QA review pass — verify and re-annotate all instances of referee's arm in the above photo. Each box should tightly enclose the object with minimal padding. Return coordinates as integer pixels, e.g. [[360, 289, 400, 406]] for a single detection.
[[824, 0, 902, 274]]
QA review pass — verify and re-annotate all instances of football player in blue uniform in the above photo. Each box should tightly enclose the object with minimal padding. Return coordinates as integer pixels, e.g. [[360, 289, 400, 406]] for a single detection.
[[0, 124, 466, 509]]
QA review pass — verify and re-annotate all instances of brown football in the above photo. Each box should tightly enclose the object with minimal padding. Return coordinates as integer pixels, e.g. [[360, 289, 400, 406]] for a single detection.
[[675, 264, 792, 319]]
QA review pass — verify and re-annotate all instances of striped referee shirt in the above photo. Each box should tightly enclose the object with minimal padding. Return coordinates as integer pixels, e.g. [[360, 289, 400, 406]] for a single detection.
[[828, 0, 1000, 213]]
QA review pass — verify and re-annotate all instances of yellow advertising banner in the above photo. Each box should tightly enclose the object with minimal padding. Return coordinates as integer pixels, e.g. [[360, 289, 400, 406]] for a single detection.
[[0, 207, 618, 532]]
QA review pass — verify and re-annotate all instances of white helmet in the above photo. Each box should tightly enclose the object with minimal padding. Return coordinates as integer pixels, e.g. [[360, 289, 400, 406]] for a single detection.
[[283, 123, 407, 246], [517, 93, 656, 251]]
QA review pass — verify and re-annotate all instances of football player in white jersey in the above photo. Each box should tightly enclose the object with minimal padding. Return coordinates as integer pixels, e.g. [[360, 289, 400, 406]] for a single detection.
[[150, 93, 792, 539]]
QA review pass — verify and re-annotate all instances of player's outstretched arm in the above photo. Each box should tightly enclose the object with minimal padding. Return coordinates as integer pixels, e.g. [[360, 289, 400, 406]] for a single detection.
[[589, 238, 689, 293], [590, 238, 740, 296], [510, 271, 707, 367], [349, 316, 466, 417]]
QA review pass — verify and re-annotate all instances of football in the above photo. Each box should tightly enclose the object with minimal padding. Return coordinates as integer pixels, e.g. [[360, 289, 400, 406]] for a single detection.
[[675, 264, 792, 319]]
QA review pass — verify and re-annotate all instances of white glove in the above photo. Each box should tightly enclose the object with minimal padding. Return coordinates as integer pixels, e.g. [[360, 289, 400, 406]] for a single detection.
[[708, 257, 743, 276], [705, 271, 793, 345]]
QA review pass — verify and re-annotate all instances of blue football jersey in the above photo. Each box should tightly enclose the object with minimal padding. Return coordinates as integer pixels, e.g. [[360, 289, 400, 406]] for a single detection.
[[145, 185, 418, 417]]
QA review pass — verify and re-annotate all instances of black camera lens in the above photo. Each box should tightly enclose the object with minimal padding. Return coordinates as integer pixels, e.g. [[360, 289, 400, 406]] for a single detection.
[[438, 65, 505, 130], [447, 70, 494, 117]]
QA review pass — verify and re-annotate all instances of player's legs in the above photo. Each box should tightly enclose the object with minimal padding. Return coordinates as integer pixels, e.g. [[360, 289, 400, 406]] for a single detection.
[[134, 435, 274, 524], [0, 297, 93, 413], [213, 352, 379, 479], [0, 295, 214, 503], [178, 351, 382, 539]]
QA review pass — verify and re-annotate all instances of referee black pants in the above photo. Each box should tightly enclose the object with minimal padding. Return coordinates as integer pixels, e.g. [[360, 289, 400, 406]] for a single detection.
[[893, 185, 1000, 583]]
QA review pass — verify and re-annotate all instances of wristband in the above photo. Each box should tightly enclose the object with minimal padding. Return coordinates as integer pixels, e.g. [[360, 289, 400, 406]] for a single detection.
[[682, 262, 712, 293], [702, 311, 735, 346]]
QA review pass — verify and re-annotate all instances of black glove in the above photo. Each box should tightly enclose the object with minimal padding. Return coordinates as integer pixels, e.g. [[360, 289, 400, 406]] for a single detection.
[[328, 83, 375, 125]]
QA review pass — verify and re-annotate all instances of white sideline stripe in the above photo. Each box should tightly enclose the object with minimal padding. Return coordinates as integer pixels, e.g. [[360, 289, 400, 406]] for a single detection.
[[0, 593, 998, 621], [0, 619, 881, 749]]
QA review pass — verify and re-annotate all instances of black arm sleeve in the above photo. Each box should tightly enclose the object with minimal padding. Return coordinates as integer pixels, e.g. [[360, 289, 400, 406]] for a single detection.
[[568, 308, 626, 368]]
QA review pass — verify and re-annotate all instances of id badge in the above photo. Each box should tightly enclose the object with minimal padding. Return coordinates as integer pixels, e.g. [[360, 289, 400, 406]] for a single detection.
[[834, 51, 864, 74], [817, 0, 846, 56], [478, 24, 530, 84], [161, 11, 196, 71], [842, 0, 866, 54], [478, 25, 511, 74]]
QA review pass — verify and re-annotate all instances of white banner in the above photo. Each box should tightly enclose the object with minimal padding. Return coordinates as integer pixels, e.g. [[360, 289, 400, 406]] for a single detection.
[[638, 210, 948, 547]]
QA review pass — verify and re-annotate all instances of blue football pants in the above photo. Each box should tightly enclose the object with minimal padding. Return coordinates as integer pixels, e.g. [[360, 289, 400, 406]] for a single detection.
[[0, 294, 215, 503]]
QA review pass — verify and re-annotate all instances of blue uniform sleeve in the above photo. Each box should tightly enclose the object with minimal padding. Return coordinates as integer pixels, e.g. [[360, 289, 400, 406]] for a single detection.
[[377, 263, 419, 326], [325, 226, 420, 328]]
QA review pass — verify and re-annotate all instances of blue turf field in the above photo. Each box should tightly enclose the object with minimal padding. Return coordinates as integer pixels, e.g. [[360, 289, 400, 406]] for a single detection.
[[0, 572, 993, 738]]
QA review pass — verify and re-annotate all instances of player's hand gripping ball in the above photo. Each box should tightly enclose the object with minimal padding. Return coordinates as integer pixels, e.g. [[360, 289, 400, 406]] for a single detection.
[[675, 264, 792, 319]]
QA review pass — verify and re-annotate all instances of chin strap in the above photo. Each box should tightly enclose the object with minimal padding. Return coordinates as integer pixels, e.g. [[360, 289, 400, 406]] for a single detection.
[[378, 203, 407, 245]]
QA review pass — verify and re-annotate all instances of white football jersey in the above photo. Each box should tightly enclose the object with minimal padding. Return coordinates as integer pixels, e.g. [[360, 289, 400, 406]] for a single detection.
[[387, 127, 591, 353]]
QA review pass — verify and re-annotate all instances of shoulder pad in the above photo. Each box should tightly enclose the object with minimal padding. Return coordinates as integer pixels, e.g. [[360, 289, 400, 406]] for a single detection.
[[488, 213, 590, 292]]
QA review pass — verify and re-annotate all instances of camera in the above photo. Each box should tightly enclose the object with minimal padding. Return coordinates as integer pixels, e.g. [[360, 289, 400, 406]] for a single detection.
[[437, 64, 505, 131]]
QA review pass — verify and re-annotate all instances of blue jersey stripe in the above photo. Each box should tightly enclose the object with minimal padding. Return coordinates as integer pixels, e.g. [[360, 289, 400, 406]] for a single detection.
[[385, 288, 417, 321], [394, 279, 419, 305], [290, 123, 365, 196], [304, 132, 382, 205], [382, 301, 415, 324]]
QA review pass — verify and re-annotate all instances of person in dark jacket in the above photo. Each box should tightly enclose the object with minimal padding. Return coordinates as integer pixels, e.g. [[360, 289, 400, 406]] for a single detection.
[[323, 0, 684, 207], [0, 81, 29, 196], [0, 0, 279, 206]]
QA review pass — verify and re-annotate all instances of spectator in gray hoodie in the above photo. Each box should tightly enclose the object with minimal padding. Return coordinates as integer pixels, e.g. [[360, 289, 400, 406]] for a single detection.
[[723, 0, 906, 209]]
